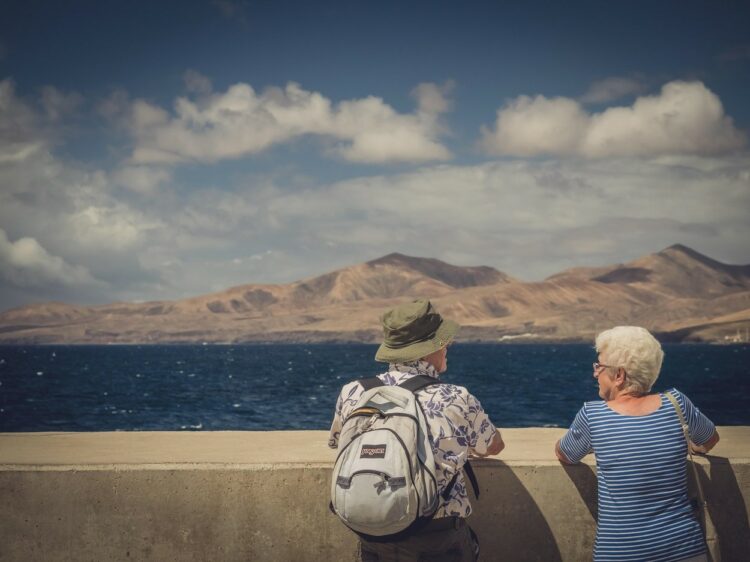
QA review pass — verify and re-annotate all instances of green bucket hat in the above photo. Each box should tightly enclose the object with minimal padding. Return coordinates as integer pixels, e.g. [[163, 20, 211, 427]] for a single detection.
[[375, 299, 460, 363]]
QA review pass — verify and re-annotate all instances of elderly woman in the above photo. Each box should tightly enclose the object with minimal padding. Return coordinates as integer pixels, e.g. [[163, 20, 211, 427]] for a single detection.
[[556, 326, 719, 562]]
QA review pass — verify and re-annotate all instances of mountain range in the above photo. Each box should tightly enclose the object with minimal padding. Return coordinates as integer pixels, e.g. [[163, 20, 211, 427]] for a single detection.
[[1, 244, 749, 344]]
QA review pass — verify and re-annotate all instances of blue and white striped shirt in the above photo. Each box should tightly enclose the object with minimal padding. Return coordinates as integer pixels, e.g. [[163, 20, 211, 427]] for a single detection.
[[559, 388, 716, 562]]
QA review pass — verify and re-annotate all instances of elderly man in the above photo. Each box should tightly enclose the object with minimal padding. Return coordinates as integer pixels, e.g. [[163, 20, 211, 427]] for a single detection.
[[329, 299, 504, 562]]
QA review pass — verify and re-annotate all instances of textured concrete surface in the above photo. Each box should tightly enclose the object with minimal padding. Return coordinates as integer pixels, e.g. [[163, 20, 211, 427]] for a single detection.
[[1, 428, 749, 561]]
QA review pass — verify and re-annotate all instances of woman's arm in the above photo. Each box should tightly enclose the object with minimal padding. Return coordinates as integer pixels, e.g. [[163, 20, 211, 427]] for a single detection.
[[555, 439, 575, 464], [678, 391, 719, 454], [691, 429, 720, 454]]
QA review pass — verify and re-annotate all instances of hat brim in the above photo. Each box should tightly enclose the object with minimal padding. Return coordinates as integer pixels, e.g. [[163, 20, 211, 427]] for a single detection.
[[374, 319, 459, 363]]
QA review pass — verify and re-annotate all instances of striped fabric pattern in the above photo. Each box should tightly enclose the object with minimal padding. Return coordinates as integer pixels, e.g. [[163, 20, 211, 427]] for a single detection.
[[559, 388, 715, 562]]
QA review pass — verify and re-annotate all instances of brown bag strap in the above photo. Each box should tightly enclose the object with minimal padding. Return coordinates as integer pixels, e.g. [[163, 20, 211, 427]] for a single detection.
[[664, 391, 706, 507], [664, 391, 721, 561]]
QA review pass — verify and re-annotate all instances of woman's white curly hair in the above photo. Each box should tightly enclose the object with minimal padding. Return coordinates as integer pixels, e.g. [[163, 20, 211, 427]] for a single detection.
[[595, 326, 664, 394]]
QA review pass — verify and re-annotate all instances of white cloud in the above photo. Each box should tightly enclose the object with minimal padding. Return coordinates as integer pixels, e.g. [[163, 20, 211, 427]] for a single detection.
[[183, 69, 213, 96], [129, 81, 452, 165], [69, 205, 144, 250], [480, 95, 589, 157], [0, 228, 105, 289], [0, 82, 166, 307], [482, 81, 746, 158], [0, 79, 44, 163], [580, 76, 646, 104], [112, 165, 172, 195], [40, 86, 83, 121], [1, 76, 749, 310], [413, 81, 454, 114], [97, 88, 131, 123], [0, 80, 83, 162], [213, 155, 750, 281]]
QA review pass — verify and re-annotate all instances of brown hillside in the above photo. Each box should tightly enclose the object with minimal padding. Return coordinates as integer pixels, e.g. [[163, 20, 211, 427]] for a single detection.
[[1, 246, 748, 344], [549, 244, 750, 298]]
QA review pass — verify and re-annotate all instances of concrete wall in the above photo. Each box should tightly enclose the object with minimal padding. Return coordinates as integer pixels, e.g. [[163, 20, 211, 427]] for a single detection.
[[1, 428, 749, 562]]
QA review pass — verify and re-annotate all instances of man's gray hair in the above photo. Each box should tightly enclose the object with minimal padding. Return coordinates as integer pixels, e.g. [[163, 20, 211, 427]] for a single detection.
[[595, 326, 664, 394]]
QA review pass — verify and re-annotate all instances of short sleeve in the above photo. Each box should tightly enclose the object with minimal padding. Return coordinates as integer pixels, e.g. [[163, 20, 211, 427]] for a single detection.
[[328, 381, 364, 448], [464, 392, 498, 455], [559, 405, 592, 463], [328, 391, 345, 449], [676, 389, 716, 445]]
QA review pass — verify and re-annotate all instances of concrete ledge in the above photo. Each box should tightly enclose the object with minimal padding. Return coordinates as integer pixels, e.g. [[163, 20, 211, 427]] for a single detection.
[[1, 428, 749, 561]]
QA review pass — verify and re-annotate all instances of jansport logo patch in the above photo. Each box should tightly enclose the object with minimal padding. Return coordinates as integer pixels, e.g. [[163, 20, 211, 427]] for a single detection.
[[360, 444, 386, 458]]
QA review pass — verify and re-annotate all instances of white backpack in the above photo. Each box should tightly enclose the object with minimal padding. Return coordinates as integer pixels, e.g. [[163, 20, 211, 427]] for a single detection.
[[330, 375, 442, 538]]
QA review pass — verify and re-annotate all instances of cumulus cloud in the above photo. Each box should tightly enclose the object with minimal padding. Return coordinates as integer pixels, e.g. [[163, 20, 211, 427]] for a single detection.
[[97, 88, 131, 123], [2, 75, 749, 310], [183, 69, 213, 96], [40, 86, 84, 121], [112, 165, 172, 195], [155, 153, 749, 287], [129, 80, 452, 165], [580, 76, 646, 104], [0, 79, 84, 163], [480, 95, 589, 157], [481, 81, 746, 158], [0, 228, 105, 289], [0, 79, 44, 163], [0, 81, 167, 308]]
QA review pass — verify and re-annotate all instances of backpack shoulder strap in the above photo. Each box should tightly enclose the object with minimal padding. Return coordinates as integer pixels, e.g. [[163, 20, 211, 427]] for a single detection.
[[358, 377, 385, 391], [463, 460, 480, 499], [398, 374, 440, 393], [441, 460, 480, 500]]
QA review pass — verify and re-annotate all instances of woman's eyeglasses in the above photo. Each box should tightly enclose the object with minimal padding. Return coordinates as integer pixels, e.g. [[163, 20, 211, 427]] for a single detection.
[[593, 362, 616, 372]]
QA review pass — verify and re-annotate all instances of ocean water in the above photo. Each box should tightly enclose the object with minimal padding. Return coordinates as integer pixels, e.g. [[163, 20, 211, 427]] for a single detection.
[[0, 344, 748, 432]]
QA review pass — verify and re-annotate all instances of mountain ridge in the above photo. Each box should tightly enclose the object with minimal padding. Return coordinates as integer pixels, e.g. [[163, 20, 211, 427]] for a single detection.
[[1, 245, 748, 344]]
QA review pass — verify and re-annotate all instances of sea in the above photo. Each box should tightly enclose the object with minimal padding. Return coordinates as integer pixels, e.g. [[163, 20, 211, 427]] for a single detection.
[[0, 344, 748, 432]]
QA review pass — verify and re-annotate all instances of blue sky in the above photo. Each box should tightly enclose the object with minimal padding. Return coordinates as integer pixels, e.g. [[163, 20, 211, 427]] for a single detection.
[[1, 0, 749, 309]]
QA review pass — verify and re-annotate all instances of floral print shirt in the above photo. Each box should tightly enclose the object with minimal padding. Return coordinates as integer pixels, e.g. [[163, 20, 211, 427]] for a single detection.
[[328, 360, 499, 518]]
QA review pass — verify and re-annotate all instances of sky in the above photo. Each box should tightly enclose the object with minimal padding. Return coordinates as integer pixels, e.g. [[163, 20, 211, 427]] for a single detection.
[[0, 0, 749, 310]]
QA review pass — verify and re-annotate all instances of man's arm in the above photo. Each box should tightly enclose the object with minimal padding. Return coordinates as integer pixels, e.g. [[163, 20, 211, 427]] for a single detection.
[[472, 429, 504, 457], [691, 429, 720, 454], [487, 429, 505, 456]]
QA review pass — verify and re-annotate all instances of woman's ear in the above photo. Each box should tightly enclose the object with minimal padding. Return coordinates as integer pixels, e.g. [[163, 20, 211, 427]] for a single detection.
[[615, 368, 627, 387]]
